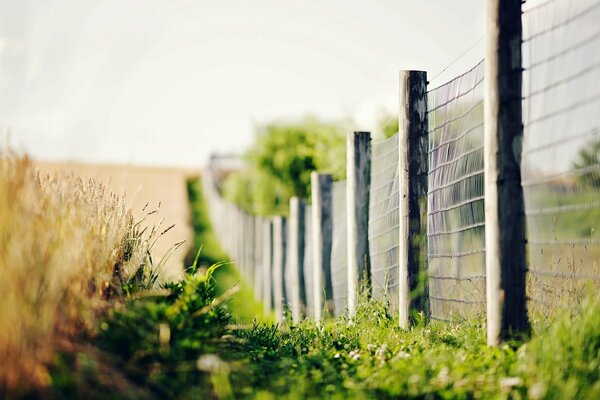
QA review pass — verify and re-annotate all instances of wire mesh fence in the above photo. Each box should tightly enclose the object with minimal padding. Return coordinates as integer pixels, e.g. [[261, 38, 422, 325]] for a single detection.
[[201, 3, 600, 332], [427, 60, 486, 321], [522, 0, 600, 313], [331, 180, 348, 316], [368, 134, 400, 309]]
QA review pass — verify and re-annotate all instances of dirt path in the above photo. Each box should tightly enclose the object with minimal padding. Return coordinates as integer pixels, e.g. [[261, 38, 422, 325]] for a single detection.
[[35, 160, 197, 281]]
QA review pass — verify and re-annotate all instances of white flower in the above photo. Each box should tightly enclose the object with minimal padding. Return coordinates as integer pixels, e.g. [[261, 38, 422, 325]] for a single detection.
[[528, 383, 546, 399], [197, 354, 228, 373], [437, 367, 450, 385], [499, 377, 523, 389], [349, 350, 361, 361], [397, 350, 411, 359]]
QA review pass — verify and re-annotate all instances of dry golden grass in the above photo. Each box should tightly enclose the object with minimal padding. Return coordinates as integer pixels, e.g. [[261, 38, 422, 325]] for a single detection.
[[0, 156, 153, 391], [35, 161, 195, 282]]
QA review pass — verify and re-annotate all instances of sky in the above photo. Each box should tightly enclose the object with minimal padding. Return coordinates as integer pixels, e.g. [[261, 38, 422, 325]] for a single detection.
[[0, 0, 485, 168]]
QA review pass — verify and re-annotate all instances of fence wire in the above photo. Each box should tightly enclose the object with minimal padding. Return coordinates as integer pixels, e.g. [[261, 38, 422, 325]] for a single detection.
[[522, 0, 600, 313], [368, 134, 400, 309], [427, 60, 486, 322], [331, 181, 348, 316]]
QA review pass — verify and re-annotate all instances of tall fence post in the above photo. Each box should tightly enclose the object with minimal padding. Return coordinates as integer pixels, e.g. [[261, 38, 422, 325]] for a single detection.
[[288, 197, 306, 323], [262, 219, 274, 315], [254, 216, 263, 301], [484, 0, 528, 345], [347, 131, 372, 319], [398, 70, 429, 328], [272, 216, 287, 323], [247, 215, 255, 284], [311, 172, 334, 323]]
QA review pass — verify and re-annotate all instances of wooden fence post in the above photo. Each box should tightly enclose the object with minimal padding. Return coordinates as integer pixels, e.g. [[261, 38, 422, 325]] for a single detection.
[[254, 216, 263, 301], [398, 70, 429, 328], [311, 172, 334, 323], [484, 0, 528, 345], [347, 131, 372, 319], [288, 197, 306, 323], [247, 214, 255, 283], [262, 219, 274, 315], [272, 216, 287, 323]]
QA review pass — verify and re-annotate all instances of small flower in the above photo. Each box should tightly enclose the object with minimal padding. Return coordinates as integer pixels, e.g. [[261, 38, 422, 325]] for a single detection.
[[499, 377, 523, 389], [437, 367, 450, 385], [376, 344, 389, 359], [397, 350, 411, 359], [197, 354, 228, 373], [334, 353, 341, 359], [528, 383, 546, 399], [349, 350, 361, 361]]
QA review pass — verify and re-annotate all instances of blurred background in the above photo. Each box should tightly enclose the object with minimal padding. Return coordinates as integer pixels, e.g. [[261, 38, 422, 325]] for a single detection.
[[0, 0, 485, 276]]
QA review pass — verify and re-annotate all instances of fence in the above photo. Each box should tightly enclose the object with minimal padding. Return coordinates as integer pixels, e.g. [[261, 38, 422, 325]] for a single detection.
[[203, 0, 600, 345], [427, 61, 486, 322]]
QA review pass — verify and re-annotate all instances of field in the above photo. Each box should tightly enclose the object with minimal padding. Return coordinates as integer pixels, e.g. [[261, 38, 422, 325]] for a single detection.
[[35, 161, 197, 281], [2, 159, 599, 400]]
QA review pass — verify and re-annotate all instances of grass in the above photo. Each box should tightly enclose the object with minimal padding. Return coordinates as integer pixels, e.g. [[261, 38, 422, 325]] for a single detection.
[[185, 176, 264, 323], [183, 173, 600, 399], [2, 160, 599, 399], [213, 294, 599, 399], [0, 155, 179, 397], [0, 155, 134, 393]]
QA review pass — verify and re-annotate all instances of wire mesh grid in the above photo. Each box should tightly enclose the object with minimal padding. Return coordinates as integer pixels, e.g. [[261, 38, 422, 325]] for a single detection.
[[368, 134, 400, 309], [427, 60, 486, 322], [522, 0, 600, 313], [331, 181, 348, 317]]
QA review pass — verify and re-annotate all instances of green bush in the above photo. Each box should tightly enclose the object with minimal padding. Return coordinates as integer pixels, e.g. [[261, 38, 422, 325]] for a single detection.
[[222, 116, 348, 216]]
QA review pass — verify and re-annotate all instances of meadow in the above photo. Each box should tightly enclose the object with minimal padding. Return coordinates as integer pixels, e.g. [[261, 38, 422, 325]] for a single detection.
[[1, 158, 599, 399]]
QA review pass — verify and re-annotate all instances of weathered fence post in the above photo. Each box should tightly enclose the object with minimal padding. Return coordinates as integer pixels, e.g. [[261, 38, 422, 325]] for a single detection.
[[238, 209, 249, 281], [484, 0, 528, 345], [311, 172, 334, 323], [247, 214, 255, 284], [398, 70, 429, 328], [288, 197, 306, 323], [262, 219, 274, 315], [347, 131, 372, 319], [272, 216, 287, 323], [254, 216, 263, 301]]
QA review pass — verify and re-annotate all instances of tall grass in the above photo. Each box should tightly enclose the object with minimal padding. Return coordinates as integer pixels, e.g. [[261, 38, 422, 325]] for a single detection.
[[0, 156, 150, 392]]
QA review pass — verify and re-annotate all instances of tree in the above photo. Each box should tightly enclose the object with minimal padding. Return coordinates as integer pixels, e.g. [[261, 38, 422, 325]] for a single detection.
[[572, 137, 600, 188], [222, 116, 349, 216]]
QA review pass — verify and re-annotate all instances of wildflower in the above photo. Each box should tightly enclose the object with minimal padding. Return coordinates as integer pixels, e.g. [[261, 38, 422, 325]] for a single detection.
[[349, 350, 361, 361], [499, 377, 523, 389], [396, 350, 411, 359], [437, 367, 450, 385], [528, 382, 546, 399], [375, 344, 388, 359]]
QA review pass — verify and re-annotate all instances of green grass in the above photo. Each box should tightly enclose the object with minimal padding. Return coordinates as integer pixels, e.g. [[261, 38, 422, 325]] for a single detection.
[[34, 175, 600, 400], [49, 261, 233, 400], [185, 176, 265, 323], [224, 298, 600, 399], [46, 265, 600, 400]]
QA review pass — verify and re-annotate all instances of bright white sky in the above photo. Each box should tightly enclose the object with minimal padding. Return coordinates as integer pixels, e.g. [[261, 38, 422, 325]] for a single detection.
[[0, 0, 485, 168]]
